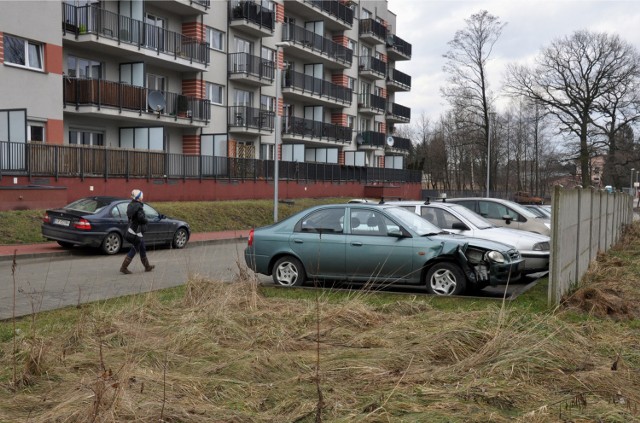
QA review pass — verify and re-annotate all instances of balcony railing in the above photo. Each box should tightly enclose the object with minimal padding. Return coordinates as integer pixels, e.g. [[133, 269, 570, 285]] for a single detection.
[[228, 106, 275, 131], [387, 103, 411, 121], [228, 53, 275, 81], [63, 78, 210, 122], [358, 94, 386, 112], [230, 0, 275, 31], [303, 0, 354, 26], [0, 141, 421, 183], [390, 136, 412, 151], [387, 34, 412, 59], [387, 69, 411, 90], [359, 19, 387, 41], [283, 70, 353, 104], [359, 56, 386, 77], [359, 131, 386, 147], [62, 3, 210, 65], [283, 22, 353, 66], [283, 116, 352, 143]]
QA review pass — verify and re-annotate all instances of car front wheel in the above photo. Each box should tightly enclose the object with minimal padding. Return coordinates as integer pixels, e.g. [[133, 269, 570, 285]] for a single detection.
[[425, 262, 467, 296], [272, 256, 307, 287], [172, 228, 189, 249], [101, 232, 122, 255]]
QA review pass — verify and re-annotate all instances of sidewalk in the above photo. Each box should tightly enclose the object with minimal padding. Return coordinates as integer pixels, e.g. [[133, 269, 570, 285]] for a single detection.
[[0, 229, 251, 262]]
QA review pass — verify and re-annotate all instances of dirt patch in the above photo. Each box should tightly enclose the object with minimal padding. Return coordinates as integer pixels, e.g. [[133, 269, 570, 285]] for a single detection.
[[562, 286, 640, 320]]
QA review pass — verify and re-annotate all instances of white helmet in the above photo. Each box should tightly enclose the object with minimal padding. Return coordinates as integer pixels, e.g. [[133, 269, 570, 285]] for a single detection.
[[131, 189, 143, 201]]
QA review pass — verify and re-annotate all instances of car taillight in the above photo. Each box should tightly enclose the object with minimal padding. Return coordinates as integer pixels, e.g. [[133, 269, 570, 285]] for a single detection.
[[74, 218, 92, 230], [248, 228, 254, 246], [43, 213, 51, 223]]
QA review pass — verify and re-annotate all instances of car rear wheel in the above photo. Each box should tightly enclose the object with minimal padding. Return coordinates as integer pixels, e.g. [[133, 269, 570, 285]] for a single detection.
[[101, 232, 122, 255], [172, 228, 188, 249], [272, 256, 306, 287], [57, 241, 74, 249], [425, 262, 466, 296]]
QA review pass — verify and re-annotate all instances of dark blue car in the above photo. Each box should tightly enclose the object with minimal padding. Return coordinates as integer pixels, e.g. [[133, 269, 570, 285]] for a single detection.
[[41, 196, 190, 254]]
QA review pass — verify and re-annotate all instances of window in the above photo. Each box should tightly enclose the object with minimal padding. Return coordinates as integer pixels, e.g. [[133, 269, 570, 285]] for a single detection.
[[347, 115, 355, 129], [260, 95, 275, 112], [69, 129, 104, 146], [207, 83, 224, 105], [4, 34, 43, 71], [346, 76, 356, 90], [207, 27, 224, 51], [28, 122, 45, 142], [297, 208, 345, 234], [120, 127, 164, 151], [67, 55, 102, 78]]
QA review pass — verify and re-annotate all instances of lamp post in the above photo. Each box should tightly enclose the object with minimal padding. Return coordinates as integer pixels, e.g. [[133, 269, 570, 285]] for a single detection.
[[631, 168, 636, 196], [273, 41, 291, 223]]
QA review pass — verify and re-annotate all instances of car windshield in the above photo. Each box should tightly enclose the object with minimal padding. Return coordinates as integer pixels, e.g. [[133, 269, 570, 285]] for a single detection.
[[384, 206, 443, 235], [447, 204, 494, 229]]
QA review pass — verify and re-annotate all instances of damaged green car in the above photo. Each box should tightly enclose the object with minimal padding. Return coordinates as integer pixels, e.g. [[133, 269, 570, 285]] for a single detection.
[[244, 204, 523, 296]]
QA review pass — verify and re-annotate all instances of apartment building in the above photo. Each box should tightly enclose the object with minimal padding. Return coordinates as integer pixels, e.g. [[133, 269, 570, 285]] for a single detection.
[[0, 0, 413, 202]]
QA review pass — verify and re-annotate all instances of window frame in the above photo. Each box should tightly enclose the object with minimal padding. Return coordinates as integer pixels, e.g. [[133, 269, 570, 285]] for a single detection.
[[206, 27, 225, 51], [4, 34, 44, 71], [206, 82, 224, 105]]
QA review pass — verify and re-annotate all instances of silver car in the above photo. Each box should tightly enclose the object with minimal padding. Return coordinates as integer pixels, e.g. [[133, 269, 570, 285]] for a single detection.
[[447, 197, 551, 236], [386, 200, 550, 276]]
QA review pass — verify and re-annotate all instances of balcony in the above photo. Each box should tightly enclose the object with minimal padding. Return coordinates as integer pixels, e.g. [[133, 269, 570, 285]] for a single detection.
[[387, 136, 412, 152], [358, 56, 386, 80], [282, 116, 352, 145], [147, 0, 210, 16], [386, 102, 411, 124], [283, 0, 353, 31], [357, 131, 386, 149], [228, 106, 275, 135], [62, 4, 209, 72], [282, 23, 353, 69], [63, 78, 210, 127], [386, 68, 411, 92], [228, 53, 275, 87], [358, 94, 386, 115], [359, 19, 387, 45], [282, 70, 353, 107], [386, 34, 412, 61], [229, 1, 275, 37]]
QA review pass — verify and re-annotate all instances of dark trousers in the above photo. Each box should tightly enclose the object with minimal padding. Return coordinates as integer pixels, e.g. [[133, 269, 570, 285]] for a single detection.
[[127, 235, 147, 259]]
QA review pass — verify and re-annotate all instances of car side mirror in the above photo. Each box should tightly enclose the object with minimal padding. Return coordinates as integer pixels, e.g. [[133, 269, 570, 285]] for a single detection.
[[451, 222, 469, 231], [159, 214, 166, 219], [502, 215, 513, 224], [387, 229, 405, 238]]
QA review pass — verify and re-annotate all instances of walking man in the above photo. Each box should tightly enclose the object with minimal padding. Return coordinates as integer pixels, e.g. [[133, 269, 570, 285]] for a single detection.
[[120, 189, 155, 274]]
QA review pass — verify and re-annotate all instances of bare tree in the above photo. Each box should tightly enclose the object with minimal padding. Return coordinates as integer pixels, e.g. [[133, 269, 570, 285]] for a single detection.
[[505, 30, 640, 187], [442, 10, 506, 192]]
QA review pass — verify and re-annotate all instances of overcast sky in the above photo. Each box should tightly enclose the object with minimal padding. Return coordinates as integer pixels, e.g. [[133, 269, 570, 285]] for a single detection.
[[387, 0, 640, 121]]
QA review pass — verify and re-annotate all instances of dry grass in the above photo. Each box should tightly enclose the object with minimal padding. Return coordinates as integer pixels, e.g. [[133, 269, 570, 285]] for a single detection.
[[2, 230, 640, 421]]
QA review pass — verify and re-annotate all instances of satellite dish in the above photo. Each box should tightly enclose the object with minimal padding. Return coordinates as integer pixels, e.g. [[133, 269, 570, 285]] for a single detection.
[[386, 136, 395, 147], [386, 35, 395, 46], [148, 90, 166, 112], [356, 134, 365, 145]]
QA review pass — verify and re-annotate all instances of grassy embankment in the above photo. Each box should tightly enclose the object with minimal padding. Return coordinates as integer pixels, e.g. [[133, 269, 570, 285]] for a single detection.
[[0, 198, 349, 245], [1, 218, 639, 421]]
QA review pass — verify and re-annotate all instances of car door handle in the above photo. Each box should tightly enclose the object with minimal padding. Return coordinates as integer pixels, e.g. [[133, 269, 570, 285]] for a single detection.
[[351, 241, 363, 246], [293, 239, 303, 244]]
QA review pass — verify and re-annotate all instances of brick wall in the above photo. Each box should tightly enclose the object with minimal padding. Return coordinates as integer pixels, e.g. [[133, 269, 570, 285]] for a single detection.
[[183, 134, 200, 155], [182, 22, 205, 41]]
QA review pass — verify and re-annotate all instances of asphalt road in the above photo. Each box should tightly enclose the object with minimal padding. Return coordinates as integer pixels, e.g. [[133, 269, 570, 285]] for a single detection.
[[1, 241, 540, 320]]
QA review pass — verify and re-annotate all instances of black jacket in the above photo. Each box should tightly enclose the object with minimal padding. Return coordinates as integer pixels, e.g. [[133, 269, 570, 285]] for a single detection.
[[127, 200, 148, 234]]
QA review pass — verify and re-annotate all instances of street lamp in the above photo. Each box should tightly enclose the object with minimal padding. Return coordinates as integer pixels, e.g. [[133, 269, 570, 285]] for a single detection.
[[631, 168, 635, 196], [273, 41, 291, 223]]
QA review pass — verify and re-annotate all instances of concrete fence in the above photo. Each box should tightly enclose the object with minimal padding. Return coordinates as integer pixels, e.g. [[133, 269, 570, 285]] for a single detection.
[[548, 186, 634, 305]]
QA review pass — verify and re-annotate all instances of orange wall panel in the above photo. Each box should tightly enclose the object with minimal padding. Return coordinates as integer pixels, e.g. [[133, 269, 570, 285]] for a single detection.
[[47, 119, 64, 145], [45, 44, 63, 74]]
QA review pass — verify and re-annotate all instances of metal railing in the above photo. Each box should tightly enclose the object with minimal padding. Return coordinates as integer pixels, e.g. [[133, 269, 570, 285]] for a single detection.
[[283, 70, 353, 104], [359, 19, 387, 40], [283, 116, 352, 143], [358, 94, 386, 112], [388, 69, 411, 89], [282, 22, 353, 66], [63, 78, 210, 122], [228, 53, 275, 82], [0, 141, 421, 183], [388, 103, 411, 121], [229, 0, 275, 31], [304, 0, 354, 26], [388, 34, 412, 58], [359, 56, 386, 77], [62, 3, 210, 65], [228, 106, 275, 131]]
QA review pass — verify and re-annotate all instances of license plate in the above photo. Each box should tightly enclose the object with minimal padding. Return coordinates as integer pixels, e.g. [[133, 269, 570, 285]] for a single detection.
[[53, 218, 70, 227]]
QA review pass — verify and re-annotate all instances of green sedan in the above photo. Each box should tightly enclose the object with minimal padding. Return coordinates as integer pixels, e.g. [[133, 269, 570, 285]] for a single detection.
[[244, 204, 523, 296]]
